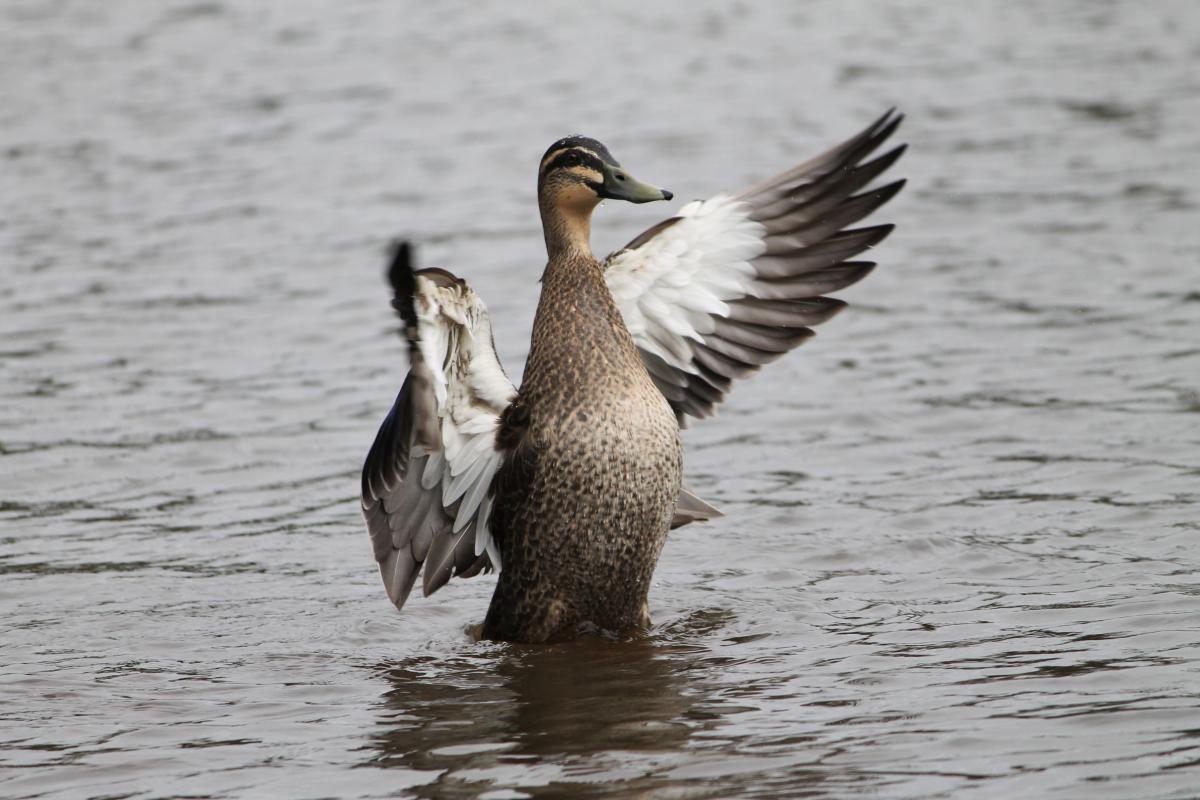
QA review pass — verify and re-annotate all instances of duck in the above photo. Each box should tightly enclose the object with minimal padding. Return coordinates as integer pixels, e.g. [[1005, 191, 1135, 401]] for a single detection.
[[361, 111, 906, 643]]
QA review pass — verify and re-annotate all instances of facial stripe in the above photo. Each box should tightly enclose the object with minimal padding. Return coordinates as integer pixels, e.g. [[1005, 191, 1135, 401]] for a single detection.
[[540, 136, 618, 167], [541, 148, 606, 177], [539, 147, 571, 173], [569, 165, 604, 185]]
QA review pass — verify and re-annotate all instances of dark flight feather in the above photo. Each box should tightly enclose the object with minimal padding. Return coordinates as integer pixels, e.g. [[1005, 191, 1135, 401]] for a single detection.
[[604, 111, 905, 425]]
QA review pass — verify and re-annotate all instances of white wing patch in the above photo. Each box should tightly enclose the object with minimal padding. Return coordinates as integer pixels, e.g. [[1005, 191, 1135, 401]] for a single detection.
[[413, 275, 513, 571], [603, 111, 905, 422], [606, 195, 766, 371], [362, 265, 516, 612]]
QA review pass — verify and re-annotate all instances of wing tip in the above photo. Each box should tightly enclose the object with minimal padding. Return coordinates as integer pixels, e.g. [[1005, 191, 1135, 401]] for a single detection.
[[386, 240, 417, 323], [874, 107, 905, 134], [855, 223, 896, 247], [874, 177, 907, 203], [380, 546, 421, 612], [840, 261, 877, 289]]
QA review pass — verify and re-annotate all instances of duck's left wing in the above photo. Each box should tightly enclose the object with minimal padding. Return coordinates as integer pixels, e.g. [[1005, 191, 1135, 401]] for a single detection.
[[604, 110, 905, 423], [361, 243, 515, 612]]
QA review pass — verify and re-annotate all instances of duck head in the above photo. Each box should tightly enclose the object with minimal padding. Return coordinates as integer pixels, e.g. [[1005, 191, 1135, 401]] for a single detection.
[[537, 136, 672, 258]]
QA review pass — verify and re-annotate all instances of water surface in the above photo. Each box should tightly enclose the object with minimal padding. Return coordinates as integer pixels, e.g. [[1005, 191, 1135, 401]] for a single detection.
[[3, 1, 1200, 797]]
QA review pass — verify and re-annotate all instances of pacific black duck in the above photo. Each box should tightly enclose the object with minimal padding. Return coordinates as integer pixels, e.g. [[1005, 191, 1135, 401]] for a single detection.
[[362, 111, 906, 643]]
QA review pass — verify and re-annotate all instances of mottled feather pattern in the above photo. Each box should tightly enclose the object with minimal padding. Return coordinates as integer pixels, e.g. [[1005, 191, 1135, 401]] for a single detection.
[[362, 112, 904, 641], [483, 251, 684, 642]]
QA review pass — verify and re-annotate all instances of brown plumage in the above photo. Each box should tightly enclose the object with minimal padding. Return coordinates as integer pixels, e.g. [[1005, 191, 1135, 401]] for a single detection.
[[479, 138, 682, 641], [361, 115, 906, 643]]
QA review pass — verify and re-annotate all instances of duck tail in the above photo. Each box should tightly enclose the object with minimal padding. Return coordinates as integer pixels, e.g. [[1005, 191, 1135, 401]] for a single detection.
[[671, 485, 723, 529]]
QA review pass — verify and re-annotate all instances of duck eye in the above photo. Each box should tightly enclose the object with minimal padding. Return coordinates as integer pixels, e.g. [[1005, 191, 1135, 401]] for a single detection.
[[563, 152, 581, 167]]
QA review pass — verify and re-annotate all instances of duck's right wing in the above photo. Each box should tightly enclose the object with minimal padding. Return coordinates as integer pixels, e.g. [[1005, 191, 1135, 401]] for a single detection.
[[604, 110, 905, 424], [361, 243, 516, 612]]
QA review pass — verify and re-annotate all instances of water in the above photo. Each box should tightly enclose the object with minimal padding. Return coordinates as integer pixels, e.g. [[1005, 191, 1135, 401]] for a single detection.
[[3, 1, 1199, 797]]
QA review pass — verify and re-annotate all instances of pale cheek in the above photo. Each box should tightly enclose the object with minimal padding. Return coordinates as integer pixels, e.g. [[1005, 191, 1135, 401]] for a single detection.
[[559, 184, 600, 213]]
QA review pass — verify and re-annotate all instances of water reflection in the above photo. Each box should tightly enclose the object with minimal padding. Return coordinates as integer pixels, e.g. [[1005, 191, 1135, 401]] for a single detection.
[[367, 627, 716, 795], [505, 639, 698, 755]]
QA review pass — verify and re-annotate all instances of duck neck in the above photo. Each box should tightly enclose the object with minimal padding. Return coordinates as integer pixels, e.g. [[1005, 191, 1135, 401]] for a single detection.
[[539, 195, 596, 263]]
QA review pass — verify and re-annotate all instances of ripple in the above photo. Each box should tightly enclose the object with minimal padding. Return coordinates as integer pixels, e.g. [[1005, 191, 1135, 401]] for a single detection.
[[3, 1, 1200, 798]]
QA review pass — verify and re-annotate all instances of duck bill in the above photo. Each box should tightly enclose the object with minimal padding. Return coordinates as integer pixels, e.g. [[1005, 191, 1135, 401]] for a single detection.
[[597, 163, 674, 203]]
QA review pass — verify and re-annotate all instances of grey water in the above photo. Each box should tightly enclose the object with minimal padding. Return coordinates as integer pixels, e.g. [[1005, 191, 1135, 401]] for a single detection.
[[3, 1, 1200, 798]]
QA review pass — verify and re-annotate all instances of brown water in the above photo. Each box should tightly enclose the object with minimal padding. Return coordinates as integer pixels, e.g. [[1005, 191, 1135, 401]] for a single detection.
[[3, 1, 1200, 798]]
